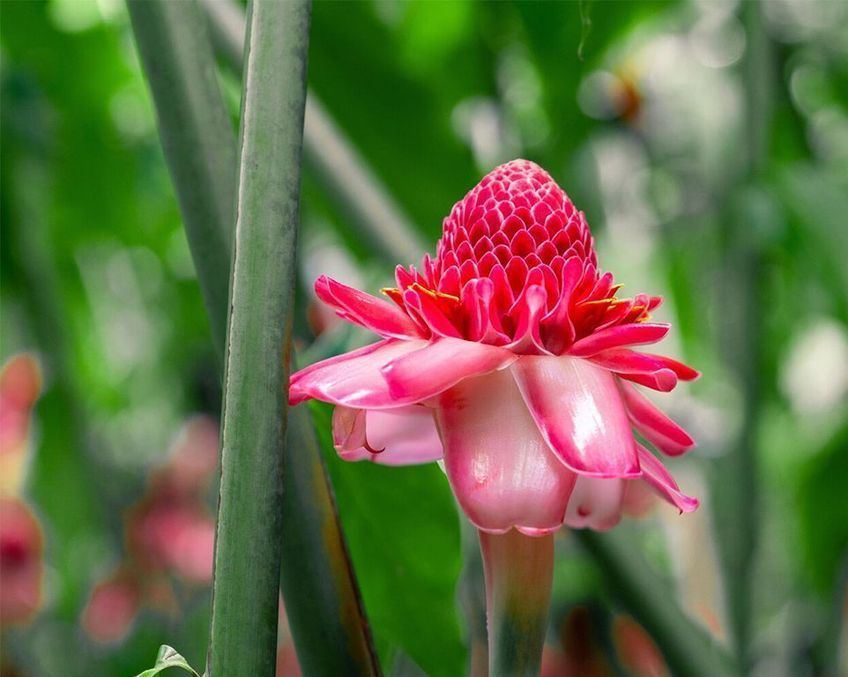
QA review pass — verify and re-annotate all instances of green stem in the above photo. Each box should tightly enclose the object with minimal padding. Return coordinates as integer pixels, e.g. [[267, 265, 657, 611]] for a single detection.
[[201, 0, 425, 264], [207, 1, 311, 674], [479, 530, 553, 677], [711, 0, 774, 668], [127, 0, 236, 355], [129, 0, 379, 672], [576, 529, 738, 677]]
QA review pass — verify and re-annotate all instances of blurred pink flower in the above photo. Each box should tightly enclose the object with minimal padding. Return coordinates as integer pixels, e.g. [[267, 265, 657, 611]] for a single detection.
[[290, 160, 698, 535], [0, 353, 41, 495], [81, 571, 142, 644], [0, 497, 44, 626], [82, 416, 218, 643], [613, 615, 668, 677]]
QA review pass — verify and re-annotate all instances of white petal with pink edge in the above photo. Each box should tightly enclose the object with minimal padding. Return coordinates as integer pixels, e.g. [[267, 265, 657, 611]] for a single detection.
[[564, 476, 626, 531], [332, 405, 443, 466], [512, 356, 640, 478], [435, 368, 576, 535]]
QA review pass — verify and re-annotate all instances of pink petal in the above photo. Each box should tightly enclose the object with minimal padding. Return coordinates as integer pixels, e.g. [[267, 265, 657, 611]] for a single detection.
[[504, 285, 549, 354], [402, 288, 462, 339], [636, 444, 699, 513], [289, 339, 427, 408], [568, 323, 670, 358], [382, 338, 517, 402], [315, 275, 420, 340], [564, 476, 626, 531], [588, 349, 678, 392], [436, 368, 576, 535], [512, 356, 640, 478], [619, 382, 695, 456], [650, 355, 700, 381], [332, 405, 443, 466]]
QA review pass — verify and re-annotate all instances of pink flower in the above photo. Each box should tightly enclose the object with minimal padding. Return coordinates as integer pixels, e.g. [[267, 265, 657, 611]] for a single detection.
[[289, 159, 699, 535], [0, 497, 44, 626]]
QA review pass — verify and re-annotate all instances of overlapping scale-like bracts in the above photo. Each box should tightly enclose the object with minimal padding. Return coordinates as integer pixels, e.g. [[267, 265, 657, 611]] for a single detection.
[[382, 160, 661, 354]]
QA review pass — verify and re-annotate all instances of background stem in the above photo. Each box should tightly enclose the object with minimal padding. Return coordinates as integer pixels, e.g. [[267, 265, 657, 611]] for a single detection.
[[129, 1, 379, 672], [201, 0, 425, 264], [710, 0, 774, 668], [576, 529, 738, 677], [479, 530, 553, 677], [127, 0, 236, 356]]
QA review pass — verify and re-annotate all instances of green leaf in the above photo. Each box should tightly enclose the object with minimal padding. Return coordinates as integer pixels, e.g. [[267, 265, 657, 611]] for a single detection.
[[135, 645, 200, 677], [311, 402, 465, 677], [207, 1, 312, 675]]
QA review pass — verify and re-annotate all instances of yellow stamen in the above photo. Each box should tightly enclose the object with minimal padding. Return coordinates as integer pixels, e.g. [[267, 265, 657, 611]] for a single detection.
[[409, 283, 460, 303]]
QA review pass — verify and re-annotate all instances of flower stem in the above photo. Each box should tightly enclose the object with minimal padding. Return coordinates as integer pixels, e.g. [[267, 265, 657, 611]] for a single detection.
[[479, 530, 553, 677]]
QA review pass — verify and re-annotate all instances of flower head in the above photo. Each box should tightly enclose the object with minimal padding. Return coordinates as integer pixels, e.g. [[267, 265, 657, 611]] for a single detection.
[[291, 159, 699, 535]]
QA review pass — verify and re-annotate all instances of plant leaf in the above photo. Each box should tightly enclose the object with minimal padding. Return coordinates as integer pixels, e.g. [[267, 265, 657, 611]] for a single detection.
[[135, 645, 200, 677]]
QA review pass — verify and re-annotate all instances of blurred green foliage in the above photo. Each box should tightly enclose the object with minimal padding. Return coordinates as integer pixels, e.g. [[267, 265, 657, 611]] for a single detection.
[[2, 0, 847, 675]]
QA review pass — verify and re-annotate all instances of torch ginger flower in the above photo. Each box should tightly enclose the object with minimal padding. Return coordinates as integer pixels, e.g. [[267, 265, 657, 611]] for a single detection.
[[290, 159, 699, 535]]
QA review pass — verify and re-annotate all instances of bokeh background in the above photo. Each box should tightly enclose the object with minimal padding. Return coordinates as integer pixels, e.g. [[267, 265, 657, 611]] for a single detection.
[[2, 0, 847, 675]]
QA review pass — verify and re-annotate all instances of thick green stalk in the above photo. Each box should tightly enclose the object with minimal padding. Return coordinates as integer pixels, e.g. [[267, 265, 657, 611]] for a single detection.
[[576, 530, 738, 677], [479, 530, 554, 677], [129, 1, 378, 672], [201, 0, 425, 263], [127, 0, 236, 354], [207, 0, 311, 674]]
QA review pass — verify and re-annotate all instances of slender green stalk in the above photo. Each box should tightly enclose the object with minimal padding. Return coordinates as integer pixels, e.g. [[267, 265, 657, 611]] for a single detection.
[[711, 0, 773, 668], [129, 1, 379, 672], [576, 530, 738, 677], [207, 1, 311, 674], [127, 0, 236, 354], [201, 0, 426, 264], [479, 530, 554, 677], [459, 521, 489, 677]]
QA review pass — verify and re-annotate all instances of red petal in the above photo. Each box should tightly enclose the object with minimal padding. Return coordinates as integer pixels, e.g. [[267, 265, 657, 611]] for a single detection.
[[315, 275, 420, 339]]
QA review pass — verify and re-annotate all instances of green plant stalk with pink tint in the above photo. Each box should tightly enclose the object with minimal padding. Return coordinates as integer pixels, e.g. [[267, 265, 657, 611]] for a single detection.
[[480, 530, 554, 676]]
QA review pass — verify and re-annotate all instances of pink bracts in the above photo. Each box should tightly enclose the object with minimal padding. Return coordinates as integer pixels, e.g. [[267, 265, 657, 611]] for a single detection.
[[290, 159, 699, 535]]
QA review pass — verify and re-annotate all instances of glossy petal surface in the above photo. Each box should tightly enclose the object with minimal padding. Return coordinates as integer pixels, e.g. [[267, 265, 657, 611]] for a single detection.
[[436, 369, 576, 534], [382, 338, 517, 402], [512, 357, 640, 478], [289, 339, 426, 408]]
